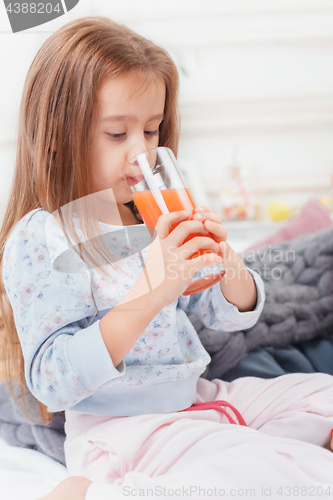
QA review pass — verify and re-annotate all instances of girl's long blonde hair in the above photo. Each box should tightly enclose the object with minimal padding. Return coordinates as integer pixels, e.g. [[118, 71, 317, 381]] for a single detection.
[[0, 16, 180, 424]]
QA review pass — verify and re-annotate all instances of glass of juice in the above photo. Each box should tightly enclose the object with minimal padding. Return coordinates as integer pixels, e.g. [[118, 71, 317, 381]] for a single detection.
[[122, 147, 225, 296]]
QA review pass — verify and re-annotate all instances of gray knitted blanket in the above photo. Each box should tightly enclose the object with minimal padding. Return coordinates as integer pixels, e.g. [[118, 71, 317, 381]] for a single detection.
[[1, 226, 333, 466], [192, 227, 333, 380], [0, 380, 66, 465]]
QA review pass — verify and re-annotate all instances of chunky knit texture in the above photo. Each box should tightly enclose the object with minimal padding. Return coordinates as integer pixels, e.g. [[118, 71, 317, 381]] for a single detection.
[[193, 227, 333, 380]]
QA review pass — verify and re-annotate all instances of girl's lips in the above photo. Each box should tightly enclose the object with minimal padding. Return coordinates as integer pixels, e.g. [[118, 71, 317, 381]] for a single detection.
[[125, 175, 144, 185]]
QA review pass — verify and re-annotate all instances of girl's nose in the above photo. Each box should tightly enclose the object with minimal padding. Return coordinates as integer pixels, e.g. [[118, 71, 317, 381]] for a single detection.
[[123, 148, 157, 181], [127, 135, 151, 163], [123, 160, 143, 181]]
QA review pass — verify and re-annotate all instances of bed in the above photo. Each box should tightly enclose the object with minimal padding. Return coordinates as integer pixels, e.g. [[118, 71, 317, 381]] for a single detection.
[[0, 436, 68, 499], [1, 198, 333, 499]]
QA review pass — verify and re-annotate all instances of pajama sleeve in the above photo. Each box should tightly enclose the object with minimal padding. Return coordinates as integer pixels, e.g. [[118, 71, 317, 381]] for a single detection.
[[178, 267, 265, 332], [2, 210, 125, 412]]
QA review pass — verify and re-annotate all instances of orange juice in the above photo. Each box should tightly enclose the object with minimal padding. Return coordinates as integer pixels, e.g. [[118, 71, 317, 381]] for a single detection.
[[132, 187, 195, 228], [125, 148, 225, 295], [132, 188, 216, 258]]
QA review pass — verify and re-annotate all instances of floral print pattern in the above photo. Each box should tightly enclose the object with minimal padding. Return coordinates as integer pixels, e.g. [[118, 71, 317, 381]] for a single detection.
[[3, 208, 264, 413]]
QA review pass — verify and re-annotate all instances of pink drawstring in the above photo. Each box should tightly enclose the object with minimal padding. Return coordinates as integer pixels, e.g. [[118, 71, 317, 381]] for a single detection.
[[178, 400, 247, 427]]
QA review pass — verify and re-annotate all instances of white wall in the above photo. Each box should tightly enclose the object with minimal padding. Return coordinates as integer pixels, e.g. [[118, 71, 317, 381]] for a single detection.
[[0, 0, 332, 221]]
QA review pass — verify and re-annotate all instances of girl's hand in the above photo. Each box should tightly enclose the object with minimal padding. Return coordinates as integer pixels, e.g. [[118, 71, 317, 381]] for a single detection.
[[142, 210, 225, 306], [191, 205, 230, 260], [191, 205, 257, 312]]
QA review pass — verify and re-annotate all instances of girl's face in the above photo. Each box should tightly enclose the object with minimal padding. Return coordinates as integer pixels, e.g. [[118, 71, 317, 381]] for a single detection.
[[90, 72, 166, 208]]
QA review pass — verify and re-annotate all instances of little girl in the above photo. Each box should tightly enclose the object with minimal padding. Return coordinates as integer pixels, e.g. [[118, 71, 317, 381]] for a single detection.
[[1, 16, 333, 500]]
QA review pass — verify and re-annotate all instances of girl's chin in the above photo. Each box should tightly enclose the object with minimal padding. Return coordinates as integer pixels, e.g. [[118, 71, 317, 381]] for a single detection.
[[114, 194, 134, 205]]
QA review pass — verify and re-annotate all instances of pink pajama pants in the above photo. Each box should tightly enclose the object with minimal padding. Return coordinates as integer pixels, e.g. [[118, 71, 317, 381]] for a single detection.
[[64, 373, 333, 500]]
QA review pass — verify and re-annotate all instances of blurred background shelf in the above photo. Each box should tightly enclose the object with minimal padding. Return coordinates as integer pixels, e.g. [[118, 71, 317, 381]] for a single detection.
[[223, 220, 285, 253], [0, 0, 332, 227], [222, 211, 333, 253]]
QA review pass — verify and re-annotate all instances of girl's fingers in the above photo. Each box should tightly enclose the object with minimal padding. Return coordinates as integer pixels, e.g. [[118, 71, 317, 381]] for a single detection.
[[167, 220, 209, 247], [155, 210, 227, 248], [204, 220, 227, 242], [218, 241, 230, 258], [155, 211, 191, 239], [194, 205, 213, 213], [180, 236, 221, 259], [192, 212, 222, 224], [191, 209, 228, 244], [187, 250, 225, 273]]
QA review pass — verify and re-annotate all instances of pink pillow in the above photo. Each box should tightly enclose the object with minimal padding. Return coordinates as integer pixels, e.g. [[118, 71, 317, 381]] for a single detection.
[[245, 199, 333, 252]]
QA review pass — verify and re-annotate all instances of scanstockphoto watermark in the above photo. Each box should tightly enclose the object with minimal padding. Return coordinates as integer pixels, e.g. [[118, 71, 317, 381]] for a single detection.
[[165, 246, 296, 283], [122, 484, 333, 498], [122, 485, 256, 497], [240, 247, 296, 281]]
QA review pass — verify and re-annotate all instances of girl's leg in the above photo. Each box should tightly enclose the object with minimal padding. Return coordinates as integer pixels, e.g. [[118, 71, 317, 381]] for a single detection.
[[38, 433, 333, 500], [36, 476, 92, 500], [62, 428, 333, 500], [63, 394, 333, 499], [59, 373, 333, 499], [196, 372, 333, 446]]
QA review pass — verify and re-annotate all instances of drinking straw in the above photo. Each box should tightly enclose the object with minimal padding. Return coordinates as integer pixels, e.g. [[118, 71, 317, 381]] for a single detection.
[[137, 152, 169, 215]]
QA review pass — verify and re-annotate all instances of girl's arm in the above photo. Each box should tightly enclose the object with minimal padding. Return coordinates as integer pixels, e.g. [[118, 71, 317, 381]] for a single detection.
[[99, 268, 167, 368], [180, 265, 264, 334], [3, 209, 223, 411], [99, 211, 225, 367], [176, 206, 265, 333], [3, 210, 127, 412], [191, 205, 259, 312], [219, 246, 258, 313], [100, 208, 265, 367]]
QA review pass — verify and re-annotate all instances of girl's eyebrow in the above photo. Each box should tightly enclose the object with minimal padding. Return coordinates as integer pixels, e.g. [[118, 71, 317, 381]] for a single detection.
[[101, 114, 164, 123]]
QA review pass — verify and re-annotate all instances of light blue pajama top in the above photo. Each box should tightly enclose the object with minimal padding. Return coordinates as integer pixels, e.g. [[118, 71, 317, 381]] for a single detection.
[[3, 208, 265, 416]]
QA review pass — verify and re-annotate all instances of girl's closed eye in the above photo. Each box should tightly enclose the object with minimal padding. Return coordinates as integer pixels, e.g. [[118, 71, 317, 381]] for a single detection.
[[107, 133, 126, 140], [106, 130, 159, 140], [145, 130, 159, 136]]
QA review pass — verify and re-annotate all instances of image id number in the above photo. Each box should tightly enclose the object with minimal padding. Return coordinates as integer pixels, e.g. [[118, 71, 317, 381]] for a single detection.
[[6, 3, 62, 14], [277, 486, 332, 496]]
